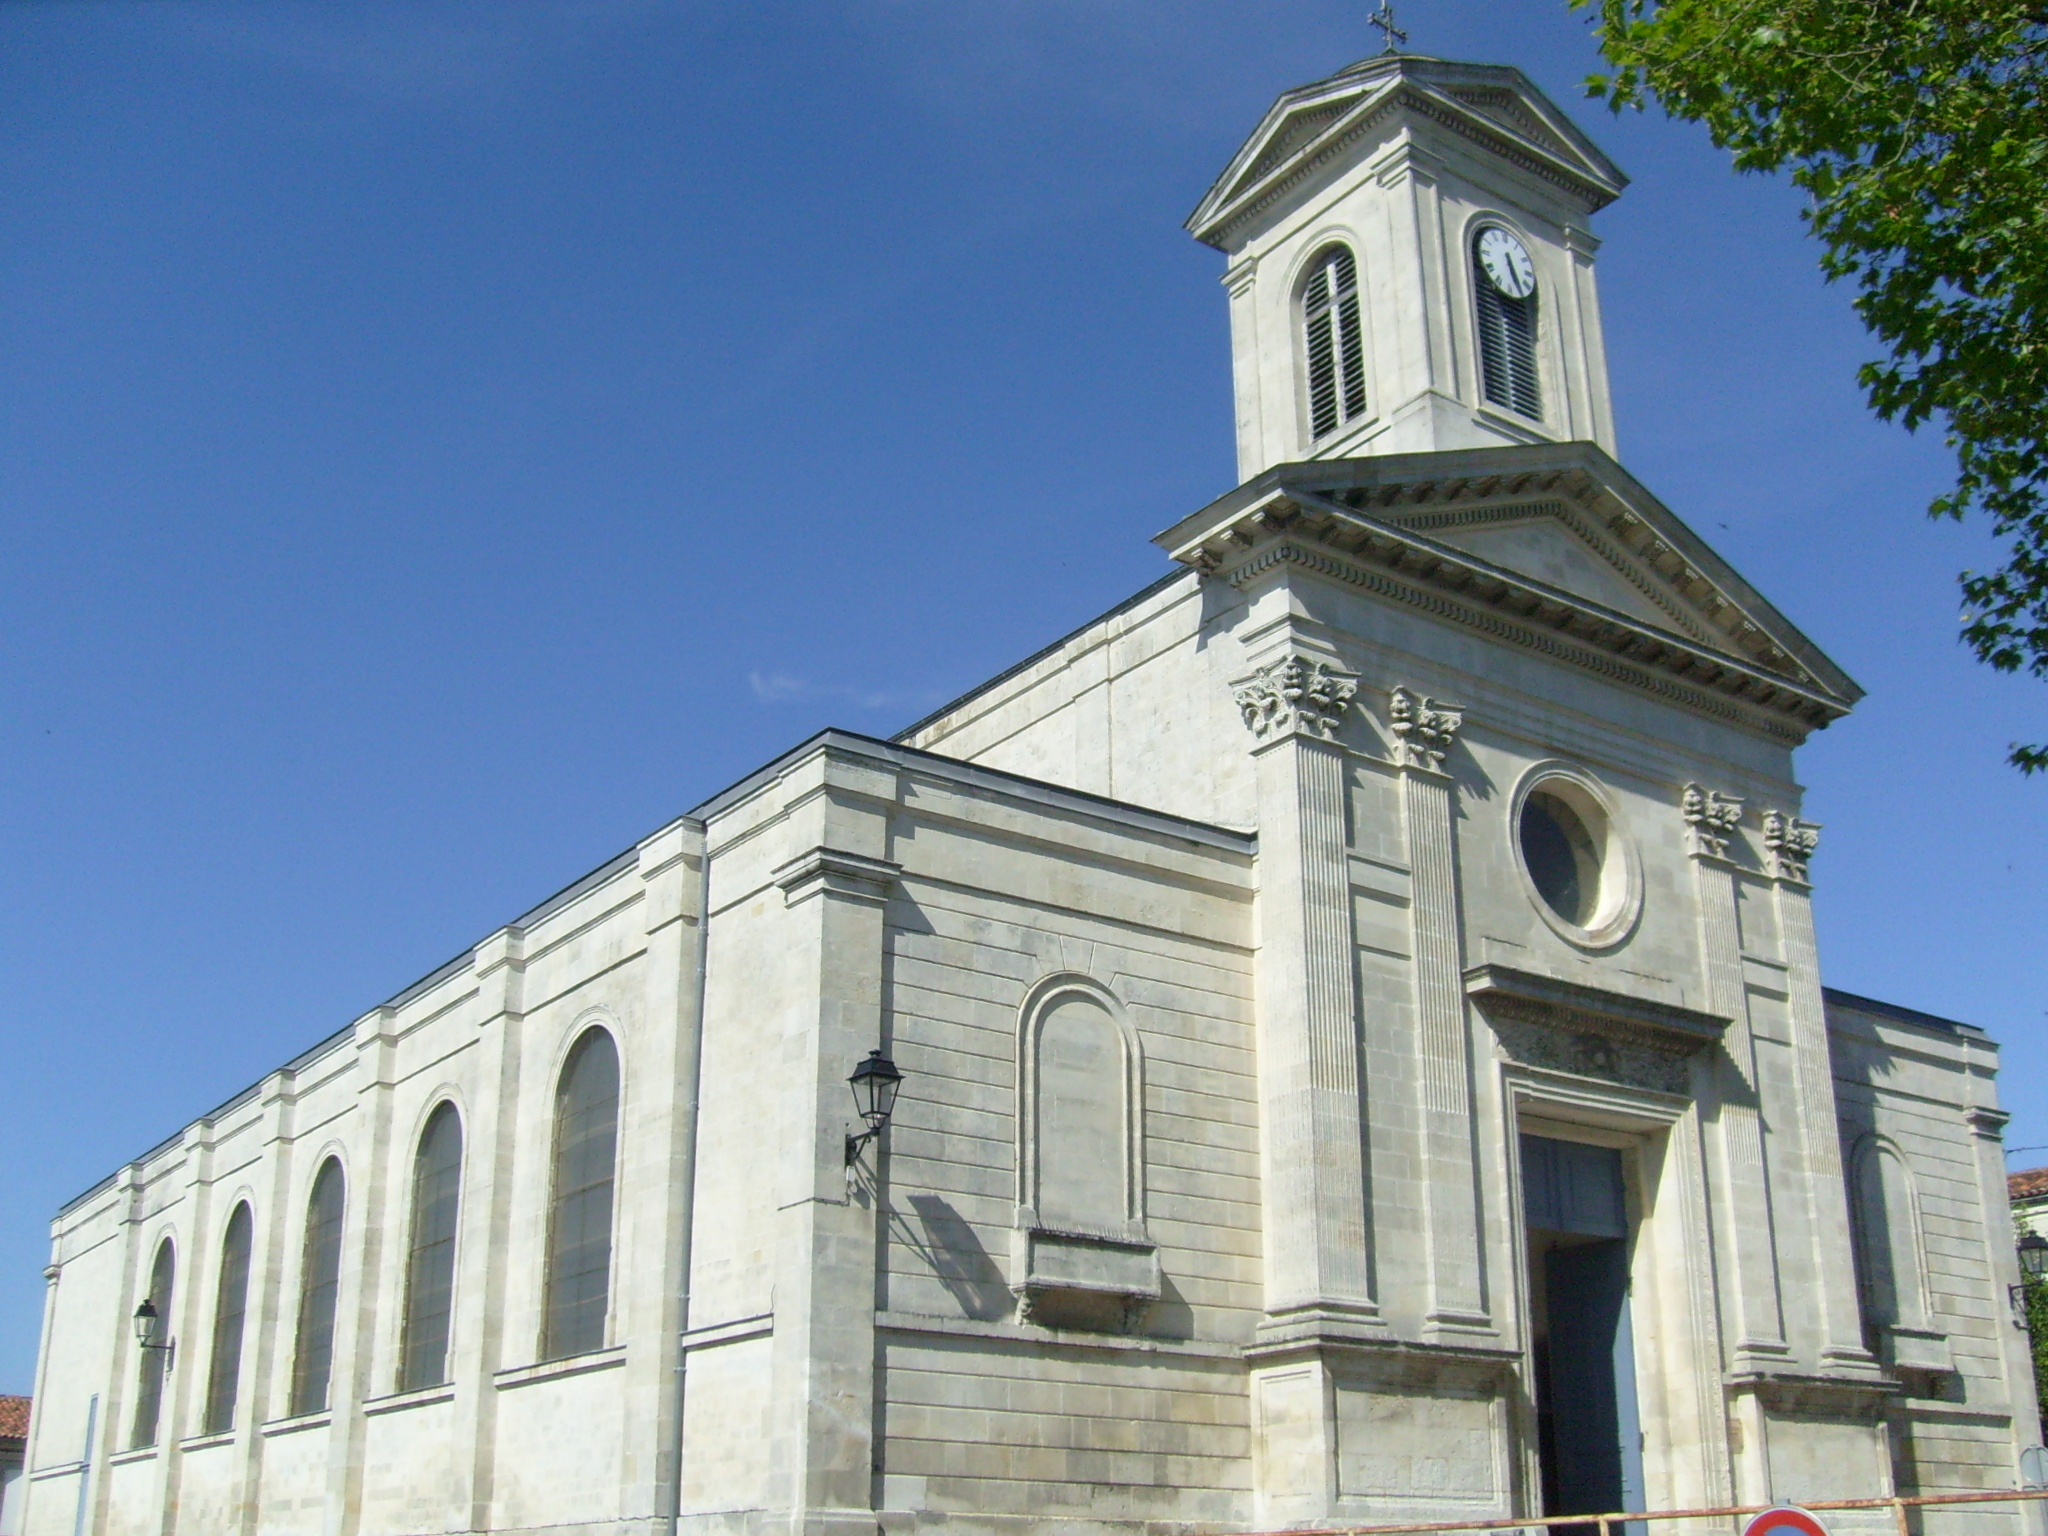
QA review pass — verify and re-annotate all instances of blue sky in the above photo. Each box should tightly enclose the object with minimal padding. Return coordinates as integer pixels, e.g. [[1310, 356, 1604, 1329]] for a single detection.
[[0, 0, 2040, 1392]]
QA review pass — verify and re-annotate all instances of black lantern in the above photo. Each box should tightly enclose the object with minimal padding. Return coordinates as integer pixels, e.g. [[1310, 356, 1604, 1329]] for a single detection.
[[2020, 1232, 2048, 1280], [2010, 1232, 2048, 1325], [133, 1298, 173, 1371], [845, 1049, 904, 1165]]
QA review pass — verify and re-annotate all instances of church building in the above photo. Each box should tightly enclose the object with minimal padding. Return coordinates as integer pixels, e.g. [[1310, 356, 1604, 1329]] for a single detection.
[[18, 49, 2040, 1536]]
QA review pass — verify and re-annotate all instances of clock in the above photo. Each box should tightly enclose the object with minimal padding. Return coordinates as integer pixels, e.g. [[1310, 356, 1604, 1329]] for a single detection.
[[1476, 227, 1536, 299]]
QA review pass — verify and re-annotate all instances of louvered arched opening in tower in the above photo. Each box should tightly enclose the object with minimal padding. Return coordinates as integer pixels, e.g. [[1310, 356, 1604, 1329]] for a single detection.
[[1473, 226, 1542, 419], [1302, 245, 1367, 439]]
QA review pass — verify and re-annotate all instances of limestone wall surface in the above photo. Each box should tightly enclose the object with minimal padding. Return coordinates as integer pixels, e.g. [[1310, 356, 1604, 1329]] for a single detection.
[[21, 818, 705, 1536], [19, 638, 2034, 1536]]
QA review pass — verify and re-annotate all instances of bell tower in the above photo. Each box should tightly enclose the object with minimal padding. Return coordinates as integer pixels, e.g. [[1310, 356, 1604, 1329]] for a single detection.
[[1187, 54, 1628, 480]]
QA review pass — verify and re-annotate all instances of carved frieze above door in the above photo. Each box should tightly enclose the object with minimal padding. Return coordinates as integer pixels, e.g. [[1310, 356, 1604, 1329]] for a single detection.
[[1466, 963, 1727, 1097]]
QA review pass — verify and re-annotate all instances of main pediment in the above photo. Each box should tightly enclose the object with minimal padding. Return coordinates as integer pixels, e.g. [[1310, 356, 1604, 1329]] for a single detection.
[[1153, 442, 1863, 742], [1188, 55, 1628, 251]]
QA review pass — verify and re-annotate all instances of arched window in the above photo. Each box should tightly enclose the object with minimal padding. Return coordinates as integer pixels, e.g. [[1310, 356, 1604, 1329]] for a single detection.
[[130, 1238, 175, 1449], [1473, 226, 1542, 418], [202, 1203, 253, 1435], [543, 1028, 621, 1360], [400, 1103, 463, 1391], [290, 1158, 346, 1416], [1303, 245, 1367, 439]]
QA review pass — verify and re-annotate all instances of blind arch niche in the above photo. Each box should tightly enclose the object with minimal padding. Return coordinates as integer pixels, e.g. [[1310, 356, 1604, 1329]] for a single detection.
[[1013, 975, 1157, 1326], [1849, 1134, 1950, 1371]]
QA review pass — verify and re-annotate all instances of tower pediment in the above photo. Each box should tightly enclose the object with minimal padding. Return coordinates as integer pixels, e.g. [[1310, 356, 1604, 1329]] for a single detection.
[[1153, 442, 1862, 741], [1188, 56, 1627, 253]]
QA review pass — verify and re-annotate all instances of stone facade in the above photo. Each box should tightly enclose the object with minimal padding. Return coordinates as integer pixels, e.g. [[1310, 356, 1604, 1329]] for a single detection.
[[17, 48, 2043, 1536]]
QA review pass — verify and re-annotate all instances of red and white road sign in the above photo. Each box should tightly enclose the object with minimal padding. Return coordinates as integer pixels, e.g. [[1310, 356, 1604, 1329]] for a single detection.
[[1742, 1508, 1833, 1536]]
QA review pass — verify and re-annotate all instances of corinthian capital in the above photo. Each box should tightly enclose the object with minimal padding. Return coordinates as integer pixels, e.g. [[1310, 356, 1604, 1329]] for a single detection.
[[1232, 655, 1358, 742], [1680, 782, 1745, 861], [1388, 686, 1465, 772], [1761, 809, 1821, 884]]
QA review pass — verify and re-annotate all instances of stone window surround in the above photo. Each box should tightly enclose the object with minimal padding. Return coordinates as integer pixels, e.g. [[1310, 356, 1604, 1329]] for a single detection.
[[1507, 758, 1643, 952]]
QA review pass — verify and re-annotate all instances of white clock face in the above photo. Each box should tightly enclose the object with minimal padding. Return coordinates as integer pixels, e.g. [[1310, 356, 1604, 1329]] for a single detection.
[[1477, 227, 1536, 299]]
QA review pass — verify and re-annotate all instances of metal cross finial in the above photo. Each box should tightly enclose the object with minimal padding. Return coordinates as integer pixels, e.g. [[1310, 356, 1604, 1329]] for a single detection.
[[1368, 1, 1407, 53]]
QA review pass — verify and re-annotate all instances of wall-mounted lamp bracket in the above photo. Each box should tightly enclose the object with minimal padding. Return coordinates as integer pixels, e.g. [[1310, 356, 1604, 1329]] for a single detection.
[[132, 1298, 176, 1373], [843, 1049, 904, 1168]]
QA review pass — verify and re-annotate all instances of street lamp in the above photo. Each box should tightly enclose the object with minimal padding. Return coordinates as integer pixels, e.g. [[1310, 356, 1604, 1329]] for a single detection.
[[844, 1049, 903, 1166], [2011, 1232, 2048, 1324], [133, 1298, 174, 1372]]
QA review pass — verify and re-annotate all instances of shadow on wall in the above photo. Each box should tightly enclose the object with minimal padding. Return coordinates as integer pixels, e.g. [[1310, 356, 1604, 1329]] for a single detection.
[[896, 1194, 1200, 1339], [903, 1194, 1014, 1322]]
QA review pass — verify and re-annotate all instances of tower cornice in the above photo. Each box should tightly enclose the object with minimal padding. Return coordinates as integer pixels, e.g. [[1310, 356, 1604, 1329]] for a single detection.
[[1188, 56, 1627, 252]]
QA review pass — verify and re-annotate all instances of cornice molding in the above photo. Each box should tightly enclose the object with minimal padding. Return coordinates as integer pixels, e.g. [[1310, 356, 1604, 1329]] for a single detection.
[[1294, 483, 1826, 696], [772, 847, 901, 908], [1190, 66, 1624, 250], [1223, 536, 1810, 746], [1966, 1106, 2011, 1138], [1465, 963, 1729, 1052], [1156, 447, 1860, 709], [1159, 454, 1856, 742], [1395, 498, 1716, 645]]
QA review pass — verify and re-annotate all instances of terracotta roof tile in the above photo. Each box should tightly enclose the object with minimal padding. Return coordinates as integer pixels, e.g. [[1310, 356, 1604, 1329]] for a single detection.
[[2009, 1167, 2048, 1203], [0, 1394, 28, 1439]]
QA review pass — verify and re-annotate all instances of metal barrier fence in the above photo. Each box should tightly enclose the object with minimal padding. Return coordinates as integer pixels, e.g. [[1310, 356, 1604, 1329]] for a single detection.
[[1267, 1486, 2048, 1536]]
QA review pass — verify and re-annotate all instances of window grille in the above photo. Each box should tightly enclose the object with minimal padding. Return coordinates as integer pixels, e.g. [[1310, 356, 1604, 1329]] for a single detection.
[[1474, 238, 1542, 418], [131, 1240, 175, 1449], [290, 1159, 346, 1416], [400, 1103, 463, 1391], [203, 1204, 253, 1435], [542, 1028, 621, 1361], [1303, 246, 1367, 438]]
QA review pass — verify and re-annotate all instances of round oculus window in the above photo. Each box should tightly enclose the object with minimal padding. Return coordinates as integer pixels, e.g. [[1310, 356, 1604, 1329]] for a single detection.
[[1511, 767, 1640, 948], [1519, 789, 1603, 927]]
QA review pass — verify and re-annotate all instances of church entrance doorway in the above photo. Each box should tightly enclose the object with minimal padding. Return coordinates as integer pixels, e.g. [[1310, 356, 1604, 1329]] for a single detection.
[[1521, 1132, 1645, 1535]]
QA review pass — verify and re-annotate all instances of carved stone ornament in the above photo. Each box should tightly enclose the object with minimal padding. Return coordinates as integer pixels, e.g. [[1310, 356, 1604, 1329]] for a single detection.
[[1762, 809, 1821, 884], [1680, 782, 1745, 861], [1487, 1012, 1692, 1098], [1388, 685, 1465, 771], [1232, 655, 1358, 741]]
